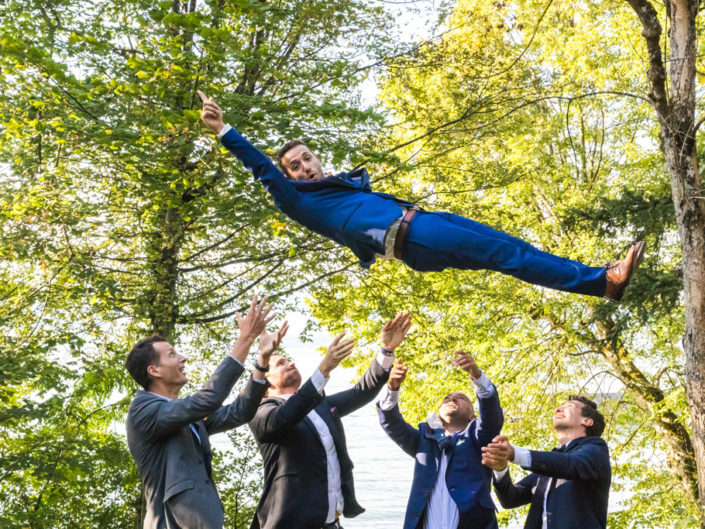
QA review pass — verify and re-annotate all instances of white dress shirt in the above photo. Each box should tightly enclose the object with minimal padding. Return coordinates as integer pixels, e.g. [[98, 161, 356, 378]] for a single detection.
[[378, 373, 494, 529], [280, 351, 395, 523]]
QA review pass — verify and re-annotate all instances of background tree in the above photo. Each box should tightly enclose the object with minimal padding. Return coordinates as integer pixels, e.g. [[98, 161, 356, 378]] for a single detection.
[[0, 0, 398, 526], [307, 0, 700, 526]]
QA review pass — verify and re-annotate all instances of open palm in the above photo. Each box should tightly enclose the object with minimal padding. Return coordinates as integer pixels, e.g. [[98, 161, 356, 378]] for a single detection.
[[260, 320, 290, 356]]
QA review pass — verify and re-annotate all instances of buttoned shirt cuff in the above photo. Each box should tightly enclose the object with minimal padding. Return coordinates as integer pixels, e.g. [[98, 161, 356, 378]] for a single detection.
[[217, 123, 232, 139], [377, 385, 399, 411], [512, 445, 532, 468], [310, 368, 329, 393], [471, 372, 493, 398], [493, 467, 509, 480], [377, 348, 395, 371], [252, 377, 267, 385]]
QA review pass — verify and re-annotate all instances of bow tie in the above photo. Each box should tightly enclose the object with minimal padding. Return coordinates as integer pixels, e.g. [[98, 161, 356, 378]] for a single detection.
[[438, 434, 458, 453]]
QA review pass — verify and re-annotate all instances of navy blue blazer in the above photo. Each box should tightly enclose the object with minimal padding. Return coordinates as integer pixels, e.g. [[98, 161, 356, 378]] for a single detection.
[[493, 436, 611, 529], [220, 127, 413, 268], [378, 383, 503, 529]]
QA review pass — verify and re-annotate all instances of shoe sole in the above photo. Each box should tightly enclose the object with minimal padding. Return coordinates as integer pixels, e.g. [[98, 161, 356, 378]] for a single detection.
[[611, 241, 646, 301]]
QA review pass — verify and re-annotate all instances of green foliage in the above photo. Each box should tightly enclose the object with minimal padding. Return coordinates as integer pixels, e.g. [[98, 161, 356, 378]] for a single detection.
[[2, 0, 702, 526], [307, 0, 700, 526], [0, 0, 396, 525]]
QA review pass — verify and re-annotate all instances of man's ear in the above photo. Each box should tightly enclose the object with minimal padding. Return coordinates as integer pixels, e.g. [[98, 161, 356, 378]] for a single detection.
[[147, 364, 160, 379], [581, 417, 594, 428]]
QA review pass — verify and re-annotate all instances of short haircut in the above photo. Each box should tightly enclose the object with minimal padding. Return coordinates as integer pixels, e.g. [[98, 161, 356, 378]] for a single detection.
[[569, 395, 605, 437], [276, 139, 308, 176], [125, 335, 168, 390]]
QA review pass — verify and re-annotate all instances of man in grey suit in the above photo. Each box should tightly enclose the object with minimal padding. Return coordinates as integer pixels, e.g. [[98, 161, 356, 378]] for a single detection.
[[125, 295, 287, 529]]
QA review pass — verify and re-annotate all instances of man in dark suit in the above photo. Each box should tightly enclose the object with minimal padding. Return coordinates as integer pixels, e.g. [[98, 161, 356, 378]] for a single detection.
[[199, 91, 644, 301], [125, 295, 286, 529], [481, 396, 611, 529], [377, 352, 504, 529], [249, 311, 412, 529]]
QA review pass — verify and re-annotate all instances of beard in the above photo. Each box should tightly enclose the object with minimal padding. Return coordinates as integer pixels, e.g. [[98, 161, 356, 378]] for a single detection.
[[281, 368, 302, 389]]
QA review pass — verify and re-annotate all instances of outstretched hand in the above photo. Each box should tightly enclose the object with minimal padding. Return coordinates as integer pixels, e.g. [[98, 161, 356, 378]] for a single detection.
[[388, 360, 408, 391], [318, 332, 355, 377], [230, 295, 275, 362], [380, 311, 412, 352], [259, 320, 290, 358], [235, 295, 275, 340], [198, 90, 224, 135], [453, 351, 482, 380], [481, 434, 514, 471]]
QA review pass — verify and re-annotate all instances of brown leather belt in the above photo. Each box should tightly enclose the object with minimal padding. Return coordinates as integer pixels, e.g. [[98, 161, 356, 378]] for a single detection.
[[393, 206, 419, 260]]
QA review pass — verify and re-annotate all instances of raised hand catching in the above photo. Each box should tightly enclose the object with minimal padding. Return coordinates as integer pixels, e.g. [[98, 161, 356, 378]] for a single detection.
[[380, 311, 412, 352], [318, 332, 355, 377], [452, 350, 482, 380]]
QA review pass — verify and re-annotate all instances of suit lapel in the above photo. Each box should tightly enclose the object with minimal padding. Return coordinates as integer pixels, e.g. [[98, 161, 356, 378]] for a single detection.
[[315, 401, 342, 444], [271, 396, 324, 450], [301, 414, 324, 450]]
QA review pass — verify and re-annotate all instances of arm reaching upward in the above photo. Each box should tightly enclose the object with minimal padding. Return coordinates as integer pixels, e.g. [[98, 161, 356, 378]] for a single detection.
[[198, 91, 301, 214], [453, 351, 503, 446]]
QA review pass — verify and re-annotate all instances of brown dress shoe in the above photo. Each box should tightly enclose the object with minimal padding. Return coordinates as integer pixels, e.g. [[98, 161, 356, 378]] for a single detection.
[[604, 241, 646, 301]]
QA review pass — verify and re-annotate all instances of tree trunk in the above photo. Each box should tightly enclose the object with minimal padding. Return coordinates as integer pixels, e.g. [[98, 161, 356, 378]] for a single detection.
[[627, 0, 705, 515], [595, 318, 699, 503], [148, 206, 182, 338]]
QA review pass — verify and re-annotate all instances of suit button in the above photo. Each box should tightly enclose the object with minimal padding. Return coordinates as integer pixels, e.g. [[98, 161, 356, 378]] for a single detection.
[[198, 460, 203, 464], [205, 479, 210, 484], [450, 487, 456, 491]]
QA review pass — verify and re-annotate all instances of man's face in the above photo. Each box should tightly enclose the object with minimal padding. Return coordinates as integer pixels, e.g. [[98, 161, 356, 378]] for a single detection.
[[553, 400, 592, 433], [280, 145, 325, 181], [266, 354, 302, 391], [148, 341, 188, 389], [438, 392, 475, 425]]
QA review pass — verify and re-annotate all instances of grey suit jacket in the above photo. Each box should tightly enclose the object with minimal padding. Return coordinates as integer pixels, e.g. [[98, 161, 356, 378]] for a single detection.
[[126, 357, 267, 529]]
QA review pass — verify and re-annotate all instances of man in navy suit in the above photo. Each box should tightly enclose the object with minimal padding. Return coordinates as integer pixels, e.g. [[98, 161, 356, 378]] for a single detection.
[[481, 396, 611, 529], [377, 352, 504, 529], [199, 91, 644, 301]]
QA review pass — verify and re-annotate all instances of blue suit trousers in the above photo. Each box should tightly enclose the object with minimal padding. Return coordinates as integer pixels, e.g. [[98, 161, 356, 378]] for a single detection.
[[402, 211, 606, 296]]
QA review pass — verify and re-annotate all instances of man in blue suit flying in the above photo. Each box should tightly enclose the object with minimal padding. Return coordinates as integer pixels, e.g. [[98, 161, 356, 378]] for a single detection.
[[199, 91, 644, 301]]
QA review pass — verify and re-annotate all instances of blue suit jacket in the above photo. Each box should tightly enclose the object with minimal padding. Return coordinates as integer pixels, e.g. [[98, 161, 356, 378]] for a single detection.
[[220, 127, 413, 267], [378, 384, 503, 529], [493, 436, 611, 529]]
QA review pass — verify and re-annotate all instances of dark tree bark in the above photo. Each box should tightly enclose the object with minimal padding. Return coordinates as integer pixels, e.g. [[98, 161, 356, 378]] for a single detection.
[[626, 0, 705, 516]]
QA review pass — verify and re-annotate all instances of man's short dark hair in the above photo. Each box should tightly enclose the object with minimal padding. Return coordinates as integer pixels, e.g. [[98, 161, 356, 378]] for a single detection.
[[125, 335, 168, 390], [569, 395, 605, 437], [276, 139, 308, 176]]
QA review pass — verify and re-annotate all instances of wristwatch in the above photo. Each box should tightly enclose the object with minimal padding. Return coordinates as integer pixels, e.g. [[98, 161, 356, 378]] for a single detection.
[[254, 360, 269, 373]]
